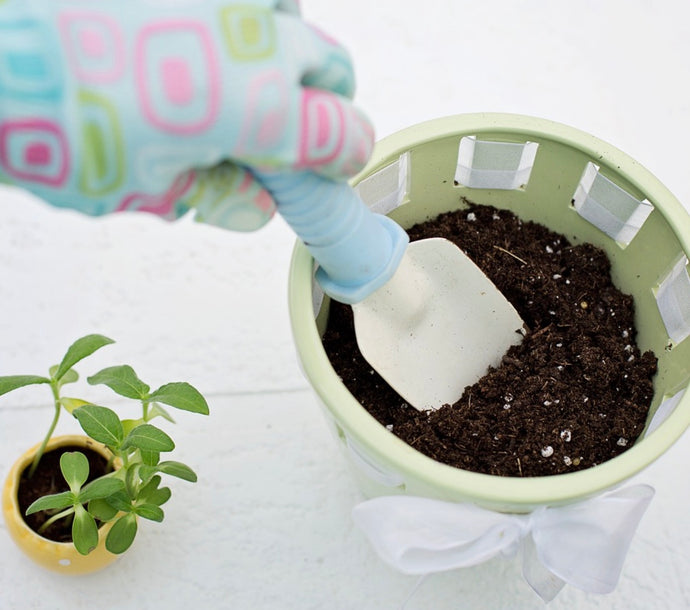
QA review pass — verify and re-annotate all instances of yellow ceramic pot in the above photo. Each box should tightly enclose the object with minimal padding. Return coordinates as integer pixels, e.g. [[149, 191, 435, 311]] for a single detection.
[[2, 435, 120, 575]]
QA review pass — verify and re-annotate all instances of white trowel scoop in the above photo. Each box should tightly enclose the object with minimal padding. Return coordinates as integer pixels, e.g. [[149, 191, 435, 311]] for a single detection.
[[257, 171, 525, 411]]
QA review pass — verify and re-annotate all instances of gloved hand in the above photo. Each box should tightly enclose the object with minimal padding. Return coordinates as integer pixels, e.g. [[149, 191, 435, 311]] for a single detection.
[[0, 0, 373, 231]]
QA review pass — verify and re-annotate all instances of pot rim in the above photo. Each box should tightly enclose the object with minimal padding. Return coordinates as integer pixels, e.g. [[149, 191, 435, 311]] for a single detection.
[[4, 434, 114, 545], [288, 112, 690, 509]]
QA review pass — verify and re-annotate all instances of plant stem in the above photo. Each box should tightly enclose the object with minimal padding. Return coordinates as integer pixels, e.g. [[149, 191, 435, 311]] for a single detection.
[[37, 506, 74, 534], [28, 381, 62, 478]]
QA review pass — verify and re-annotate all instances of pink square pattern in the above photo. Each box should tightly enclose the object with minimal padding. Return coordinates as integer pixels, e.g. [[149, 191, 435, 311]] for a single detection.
[[135, 20, 220, 135], [59, 12, 125, 84], [0, 119, 70, 186]]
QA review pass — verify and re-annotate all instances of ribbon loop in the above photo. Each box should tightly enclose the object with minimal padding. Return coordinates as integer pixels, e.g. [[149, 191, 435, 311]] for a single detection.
[[352, 495, 525, 574]]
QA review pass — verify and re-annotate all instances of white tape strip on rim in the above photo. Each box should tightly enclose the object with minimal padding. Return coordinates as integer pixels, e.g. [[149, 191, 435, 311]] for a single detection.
[[454, 136, 538, 190], [572, 162, 654, 246], [656, 256, 690, 344]]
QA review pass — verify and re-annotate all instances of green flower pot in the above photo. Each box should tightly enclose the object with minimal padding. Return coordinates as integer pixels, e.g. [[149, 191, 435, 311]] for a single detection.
[[288, 113, 690, 512]]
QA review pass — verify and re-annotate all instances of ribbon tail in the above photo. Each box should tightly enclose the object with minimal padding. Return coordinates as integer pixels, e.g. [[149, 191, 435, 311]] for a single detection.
[[533, 484, 655, 596], [521, 534, 566, 603]]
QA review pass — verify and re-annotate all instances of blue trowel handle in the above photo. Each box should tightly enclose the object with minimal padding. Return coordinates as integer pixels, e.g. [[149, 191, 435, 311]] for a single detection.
[[256, 171, 409, 305]]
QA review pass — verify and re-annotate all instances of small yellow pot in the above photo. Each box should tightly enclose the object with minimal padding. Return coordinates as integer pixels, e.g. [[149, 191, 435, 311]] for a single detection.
[[2, 435, 120, 575]]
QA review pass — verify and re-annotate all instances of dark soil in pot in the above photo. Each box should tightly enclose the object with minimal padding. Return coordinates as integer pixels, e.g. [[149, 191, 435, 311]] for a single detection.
[[17, 445, 112, 542], [322, 202, 658, 477]]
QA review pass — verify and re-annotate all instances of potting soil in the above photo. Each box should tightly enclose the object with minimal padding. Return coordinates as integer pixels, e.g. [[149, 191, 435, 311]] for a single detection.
[[322, 202, 657, 477], [18, 446, 111, 541]]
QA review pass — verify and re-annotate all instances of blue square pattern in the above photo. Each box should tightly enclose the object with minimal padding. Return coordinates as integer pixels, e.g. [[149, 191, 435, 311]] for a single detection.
[[0, 19, 62, 100]]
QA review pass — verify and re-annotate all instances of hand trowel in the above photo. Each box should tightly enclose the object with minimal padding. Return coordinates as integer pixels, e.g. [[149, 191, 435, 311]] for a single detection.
[[257, 171, 525, 411]]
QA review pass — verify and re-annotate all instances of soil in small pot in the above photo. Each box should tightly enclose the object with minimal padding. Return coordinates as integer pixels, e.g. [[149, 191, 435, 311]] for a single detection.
[[17, 445, 112, 542], [322, 202, 658, 477]]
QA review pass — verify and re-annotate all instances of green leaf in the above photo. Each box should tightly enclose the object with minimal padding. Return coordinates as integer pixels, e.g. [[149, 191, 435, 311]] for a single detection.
[[79, 477, 125, 504], [55, 334, 114, 381], [140, 449, 160, 467], [26, 491, 75, 515], [60, 452, 89, 492], [139, 474, 162, 494], [125, 464, 138, 499], [87, 365, 150, 400], [88, 498, 118, 521], [74, 405, 124, 448], [135, 503, 164, 522], [138, 461, 196, 485], [147, 402, 176, 424], [121, 418, 143, 437], [72, 504, 99, 555], [138, 465, 156, 482], [147, 486, 171, 507], [106, 513, 138, 554], [51, 367, 78, 389], [105, 491, 133, 513], [123, 424, 174, 452], [59, 397, 90, 415], [149, 382, 209, 415], [156, 461, 198, 483], [0, 375, 50, 397], [138, 476, 171, 507]]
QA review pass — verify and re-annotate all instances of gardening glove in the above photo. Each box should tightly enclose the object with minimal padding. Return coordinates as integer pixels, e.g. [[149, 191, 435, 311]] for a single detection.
[[0, 0, 374, 231]]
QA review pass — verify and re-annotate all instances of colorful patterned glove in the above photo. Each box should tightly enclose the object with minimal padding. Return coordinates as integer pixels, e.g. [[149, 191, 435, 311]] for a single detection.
[[0, 0, 374, 231]]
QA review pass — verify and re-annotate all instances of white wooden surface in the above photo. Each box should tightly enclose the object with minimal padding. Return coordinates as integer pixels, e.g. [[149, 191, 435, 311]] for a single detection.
[[2, 1, 690, 608]]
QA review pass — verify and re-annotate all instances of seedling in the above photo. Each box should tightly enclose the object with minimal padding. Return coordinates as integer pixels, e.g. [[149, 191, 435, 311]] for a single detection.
[[0, 334, 209, 555], [25, 451, 126, 555], [0, 334, 115, 477]]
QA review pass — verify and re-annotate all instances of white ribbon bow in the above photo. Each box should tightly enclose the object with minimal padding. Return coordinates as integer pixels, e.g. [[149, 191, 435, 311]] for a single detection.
[[352, 484, 654, 602]]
